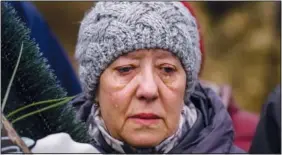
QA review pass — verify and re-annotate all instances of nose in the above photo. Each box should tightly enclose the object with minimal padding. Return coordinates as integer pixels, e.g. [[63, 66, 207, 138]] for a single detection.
[[136, 66, 159, 103]]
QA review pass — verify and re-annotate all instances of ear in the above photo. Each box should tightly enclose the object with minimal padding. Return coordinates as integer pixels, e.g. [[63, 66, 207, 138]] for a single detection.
[[94, 96, 99, 103], [94, 85, 100, 103]]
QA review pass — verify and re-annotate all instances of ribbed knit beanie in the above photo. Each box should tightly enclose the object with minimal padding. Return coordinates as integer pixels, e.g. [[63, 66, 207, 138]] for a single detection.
[[75, 2, 202, 103], [181, 1, 205, 75]]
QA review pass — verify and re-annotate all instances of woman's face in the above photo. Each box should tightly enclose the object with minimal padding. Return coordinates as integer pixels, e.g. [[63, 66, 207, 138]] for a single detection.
[[97, 49, 186, 147]]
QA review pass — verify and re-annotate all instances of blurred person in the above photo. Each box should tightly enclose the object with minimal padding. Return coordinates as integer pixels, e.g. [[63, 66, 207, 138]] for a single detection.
[[249, 85, 281, 154], [181, 2, 259, 152], [8, 1, 82, 96]]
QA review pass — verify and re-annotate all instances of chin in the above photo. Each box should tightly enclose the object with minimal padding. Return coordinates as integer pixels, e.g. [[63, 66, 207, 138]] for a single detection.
[[124, 132, 165, 148]]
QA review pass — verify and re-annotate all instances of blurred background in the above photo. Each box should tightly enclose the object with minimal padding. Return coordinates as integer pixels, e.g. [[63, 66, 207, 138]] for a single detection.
[[31, 1, 281, 114]]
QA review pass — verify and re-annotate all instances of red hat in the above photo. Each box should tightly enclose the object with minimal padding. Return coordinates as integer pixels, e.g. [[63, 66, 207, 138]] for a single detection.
[[181, 2, 205, 75]]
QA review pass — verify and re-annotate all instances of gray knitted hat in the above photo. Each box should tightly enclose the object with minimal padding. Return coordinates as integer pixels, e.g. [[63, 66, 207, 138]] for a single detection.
[[75, 2, 202, 102]]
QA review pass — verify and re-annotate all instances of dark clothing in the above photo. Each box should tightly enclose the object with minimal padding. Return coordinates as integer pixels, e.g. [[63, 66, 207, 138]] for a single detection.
[[70, 82, 245, 153], [201, 80, 259, 151], [249, 85, 281, 154], [9, 1, 82, 96]]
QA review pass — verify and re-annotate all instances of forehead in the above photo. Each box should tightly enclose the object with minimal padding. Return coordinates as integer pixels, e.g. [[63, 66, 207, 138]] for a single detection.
[[120, 49, 177, 59]]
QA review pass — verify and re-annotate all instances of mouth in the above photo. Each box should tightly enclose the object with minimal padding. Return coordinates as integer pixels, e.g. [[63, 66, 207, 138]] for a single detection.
[[129, 113, 161, 125]]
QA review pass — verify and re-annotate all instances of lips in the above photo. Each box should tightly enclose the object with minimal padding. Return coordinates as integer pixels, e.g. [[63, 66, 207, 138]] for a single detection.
[[129, 113, 161, 125], [130, 113, 160, 119]]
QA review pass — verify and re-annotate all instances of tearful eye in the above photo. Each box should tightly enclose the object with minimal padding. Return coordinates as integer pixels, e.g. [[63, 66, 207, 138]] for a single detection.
[[116, 66, 135, 74], [160, 64, 177, 75], [162, 67, 175, 73], [159, 64, 177, 81]]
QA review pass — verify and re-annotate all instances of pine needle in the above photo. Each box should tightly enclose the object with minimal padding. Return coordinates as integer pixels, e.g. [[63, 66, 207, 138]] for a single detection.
[[11, 97, 74, 124], [6, 96, 74, 119], [2, 42, 24, 111]]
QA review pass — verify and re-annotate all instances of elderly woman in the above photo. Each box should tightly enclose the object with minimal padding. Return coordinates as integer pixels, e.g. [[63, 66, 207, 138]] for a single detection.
[[68, 2, 244, 154]]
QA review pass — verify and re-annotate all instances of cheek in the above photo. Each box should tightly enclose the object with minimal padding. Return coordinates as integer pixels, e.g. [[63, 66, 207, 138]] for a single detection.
[[99, 73, 136, 108], [162, 90, 184, 127], [98, 84, 131, 137], [159, 72, 186, 108], [98, 71, 138, 133], [98, 83, 129, 120], [99, 89, 129, 111], [162, 94, 184, 134], [158, 74, 186, 131]]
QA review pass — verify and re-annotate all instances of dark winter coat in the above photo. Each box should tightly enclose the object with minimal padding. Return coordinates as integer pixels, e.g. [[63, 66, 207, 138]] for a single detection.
[[201, 80, 259, 151], [249, 85, 281, 154], [70, 83, 245, 153]]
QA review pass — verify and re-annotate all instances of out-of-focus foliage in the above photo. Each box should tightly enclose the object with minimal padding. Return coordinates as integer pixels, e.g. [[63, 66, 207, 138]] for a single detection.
[[190, 2, 281, 113], [33, 2, 281, 113]]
